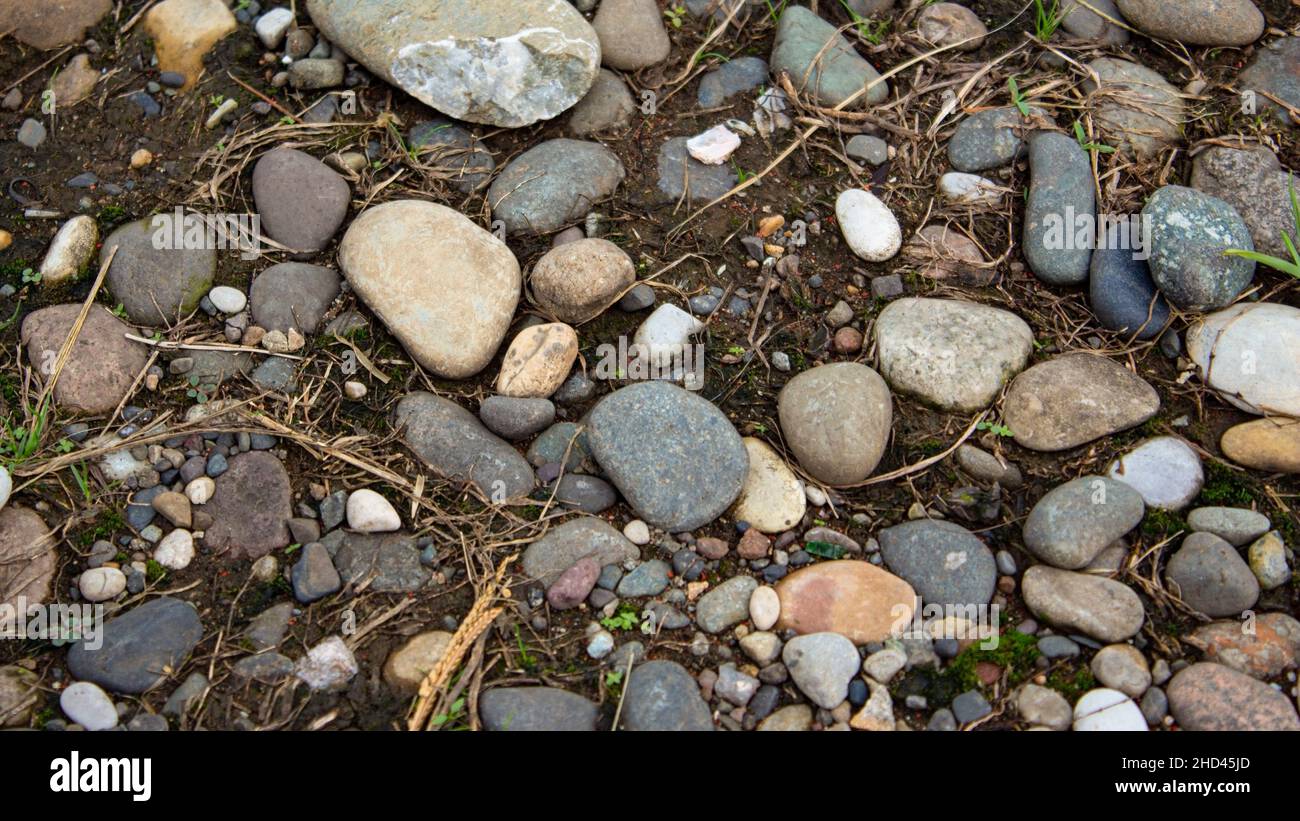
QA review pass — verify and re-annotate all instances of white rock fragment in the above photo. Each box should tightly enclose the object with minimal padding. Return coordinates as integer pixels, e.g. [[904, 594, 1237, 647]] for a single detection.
[[1073, 688, 1148, 731], [78, 567, 126, 603], [630, 303, 705, 379], [207, 285, 247, 314], [686, 124, 741, 165], [60, 681, 118, 731], [345, 488, 401, 533], [295, 635, 358, 691], [939, 171, 1004, 204], [0, 465, 10, 513], [185, 476, 215, 505], [154, 529, 195, 570], [255, 8, 296, 49], [836, 188, 902, 262]]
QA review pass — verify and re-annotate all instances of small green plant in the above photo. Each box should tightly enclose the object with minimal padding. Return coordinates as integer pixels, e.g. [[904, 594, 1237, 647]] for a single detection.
[[1225, 175, 1300, 278], [209, 94, 225, 106], [429, 696, 466, 728], [111, 302, 128, 318], [1032, 0, 1063, 41], [764, 0, 788, 23], [603, 669, 624, 696], [1008, 76, 1030, 117], [0, 396, 52, 469], [976, 421, 1014, 438], [20, 268, 40, 285], [70, 462, 91, 503], [186, 375, 211, 404], [145, 559, 166, 583], [838, 1, 888, 43], [1072, 120, 1115, 155], [515, 625, 536, 670], [732, 160, 755, 183], [663, 5, 687, 28], [726, 344, 745, 356], [601, 604, 641, 632]]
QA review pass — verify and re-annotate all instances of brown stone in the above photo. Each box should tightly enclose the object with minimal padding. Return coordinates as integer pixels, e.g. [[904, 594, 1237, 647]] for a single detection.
[[496, 323, 578, 398], [151, 491, 192, 529], [201, 452, 292, 559], [530, 238, 635, 324], [1221, 417, 1300, 473], [49, 54, 99, 107], [1003, 353, 1159, 452], [695, 537, 729, 560], [904, 224, 991, 284], [737, 529, 771, 560], [383, 631, 453, 695], [0, 507, 56, 612], [832, 327, 863, 355], [3, 0, 112, 50], [1186, 613, 1300, 680], [1168, 662, 1300, 731], [774, 560, 916, 645], [143, 0, 236, 89], [21, 304, 150, 415]]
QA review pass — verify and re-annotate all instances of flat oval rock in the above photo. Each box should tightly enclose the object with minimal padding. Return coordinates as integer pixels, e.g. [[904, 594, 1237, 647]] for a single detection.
[[1003, 353, 1159, 452], [66, 597, 203, 694], [586, 381, 748, 532], [774, 560, 916, 645]]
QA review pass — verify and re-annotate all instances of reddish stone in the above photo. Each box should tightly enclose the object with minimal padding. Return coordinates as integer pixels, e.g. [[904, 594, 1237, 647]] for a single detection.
[[546, 556, 600, 610], [695, 537, 729, 560], [737, 529, 771, 560], [774, 560, 917, 645], [832, 327, 863, 354], [1187, 613, 1300, 679]]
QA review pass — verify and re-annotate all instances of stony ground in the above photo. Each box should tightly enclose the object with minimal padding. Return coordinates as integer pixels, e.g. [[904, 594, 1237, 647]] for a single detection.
[[1, 0, 1299, 733]]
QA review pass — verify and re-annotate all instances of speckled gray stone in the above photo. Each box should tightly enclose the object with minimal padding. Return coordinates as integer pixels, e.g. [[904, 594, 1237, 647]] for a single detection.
[[488, 139, 624, 235], [1023, 476, 1145, 569], [878, 519, 996, 608], [586, 381, 748, 532], [948, 105, 1047, 172]]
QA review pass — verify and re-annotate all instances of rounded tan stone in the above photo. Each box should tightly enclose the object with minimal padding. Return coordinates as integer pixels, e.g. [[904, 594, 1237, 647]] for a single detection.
[[1221, 417, 1300, 473], [496, 322, 579, 398], [731, 438, 806, 534], [1021, 565, 1144, 642], [774, 560, 916, 646], [777, 362, 893, 486], [383, 631, 454, 695], [0, 506, 56, 612], [530, 238, 635, 324], [143, 0, 237, 89], [339, 200, 521, 379], [21, 304, 150, 415], [1002, 353, 1159, 452]]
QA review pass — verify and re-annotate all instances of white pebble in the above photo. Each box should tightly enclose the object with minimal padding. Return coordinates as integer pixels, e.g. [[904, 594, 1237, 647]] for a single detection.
[[78, 567, 126, 602], [38, 215, 98, 284], [295, 635, 358, 691], [938, 171, 1003, 205], [836, 188, 901, 262], [60, 681, 118, 731], [0, 464, 10, 513], [185, 476, 215, 505], [343, 380, 367, 399], [254, 7, 296, 49], [154, 529, 195, 570], [346, 488, 401, 533], [804, 483, 827, 507], [623, 520, 651, 545], [586, 629, 615, 659], [207, 285, 247, 314], [1072, 688, 1148, 731], [749, 585, 780, 631]]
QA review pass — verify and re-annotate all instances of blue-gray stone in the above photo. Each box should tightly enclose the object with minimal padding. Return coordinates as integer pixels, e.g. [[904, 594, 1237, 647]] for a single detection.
[[616, 559, 672, 597], [395, 391, 536, 501], [949, 106, 1047, 172], [1037, 635, 1081, 658], [479, 395, 555, 441], [771, 6, 887, 108], [656, 136, 738, 202], [1238, 37, 1300, 127], [878, 519, 996, 608], [553, 474, 618, 513], [619, 660, 713, 731], [1089, 247, 1170, 339], [329, 531, 429, 593], [697, 56, 769, 108], [479, 686, 599, 731], [66, 597, 203, 694], [291, 542, 341, 603], [1142, 185, 1255, 311], [1024, 131, 1094, 285], [951, 689, 992, 724], [487, 139, 624, 235], [526, 421, 596, 473], [586, 381, 748, 532]]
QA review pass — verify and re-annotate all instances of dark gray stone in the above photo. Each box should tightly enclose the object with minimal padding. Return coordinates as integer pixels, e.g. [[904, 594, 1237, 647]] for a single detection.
[[878, 519, 996, 609], [329, 531, 429, 592], [66, 597, 203, 694], [1164, 532, 1259, 617], [395, 391, 536, 501], [619, 660, 713, 731], [252, 147, 350, 255], [586, 381, 748, 532], [656, 136, 738, 202], [249, 262, 340, 334], [487, 139, 624, 235], [1089, 248, 1170, 339], [409, 119, 496, 193], [553, 474, 618, 513], [526, 422, 596, 472], [1239, 37, 1300, 127], [479, 395, 555, 441], [1024, 131, 1094, 285], [615, 559, 672, 597], [948, 106, 1046, 172], [291, 542, 341, 603], [479, 686, 599, 731], [697, 56, 769, 108]]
